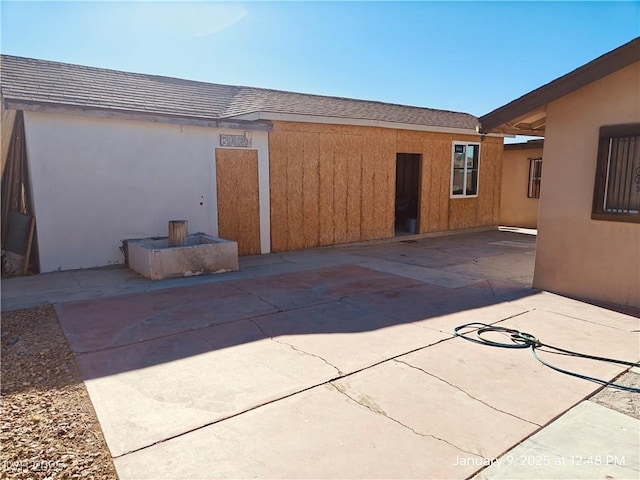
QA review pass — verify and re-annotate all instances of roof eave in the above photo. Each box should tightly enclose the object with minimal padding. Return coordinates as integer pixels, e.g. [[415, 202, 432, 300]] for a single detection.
[[3, 98, 273, 131], [479, 37, 640, 133], [225, 111, 507, 137]]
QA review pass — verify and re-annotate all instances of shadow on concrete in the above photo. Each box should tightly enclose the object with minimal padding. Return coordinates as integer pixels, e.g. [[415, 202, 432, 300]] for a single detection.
[[53, 263, 539, 382]]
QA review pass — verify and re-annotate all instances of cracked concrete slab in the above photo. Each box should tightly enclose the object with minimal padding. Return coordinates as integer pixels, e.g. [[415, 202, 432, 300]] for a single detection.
[[398, 308, 638, 426], [472, 401, 639, 480], [358, 258, 482, 288], [252, 300, 451, 374], [341, 281, 532, 334], [509, 291, 640, 332], [114, 384, 483, 479], [229, 263, 422, 311], [275, 249, 371, 269], [332, 359, 538, 459], [77, 320, 339, 456], [445, 252, 535, 283], [55, 282, 278, 352], [491, 308, 640, 366], [408, 301, 529, 335], [12, 230, 638, 479]]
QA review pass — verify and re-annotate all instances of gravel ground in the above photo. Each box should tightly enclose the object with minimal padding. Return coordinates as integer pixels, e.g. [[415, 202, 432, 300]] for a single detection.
[[1, 306, 117, 479], [589, 370, 640, 419]]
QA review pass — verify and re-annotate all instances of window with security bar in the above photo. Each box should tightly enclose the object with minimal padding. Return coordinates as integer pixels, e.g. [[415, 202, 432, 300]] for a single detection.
[[592, 123, 640, 223], [528, 157, 542, 198]]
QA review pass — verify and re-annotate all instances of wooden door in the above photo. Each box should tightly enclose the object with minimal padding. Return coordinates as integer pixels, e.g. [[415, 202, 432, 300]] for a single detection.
[[215, 148, 261, 255]]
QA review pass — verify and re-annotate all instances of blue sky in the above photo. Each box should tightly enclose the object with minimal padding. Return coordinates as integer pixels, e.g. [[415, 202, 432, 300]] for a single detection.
[[1, 1, 639, 122]]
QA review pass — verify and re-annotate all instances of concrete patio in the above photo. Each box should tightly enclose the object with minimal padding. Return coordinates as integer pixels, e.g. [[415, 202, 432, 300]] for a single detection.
[[2, 230, 639, 479]]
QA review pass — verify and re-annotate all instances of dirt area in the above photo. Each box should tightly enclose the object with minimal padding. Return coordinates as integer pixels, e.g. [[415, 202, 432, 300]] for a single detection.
[[590, 370, 640, 419], [1, 306, 117, 479]]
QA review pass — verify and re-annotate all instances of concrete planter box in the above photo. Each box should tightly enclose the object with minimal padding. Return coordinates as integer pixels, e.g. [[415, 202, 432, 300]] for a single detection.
[[126, 233, 239, 280]]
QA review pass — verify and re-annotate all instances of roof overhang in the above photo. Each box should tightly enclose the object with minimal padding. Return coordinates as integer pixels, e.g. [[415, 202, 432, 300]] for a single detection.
[[479, 37, 640, 136], [2, 98, 273, 131], [504, 139, 544, 151], [225, 111, 507, 137]]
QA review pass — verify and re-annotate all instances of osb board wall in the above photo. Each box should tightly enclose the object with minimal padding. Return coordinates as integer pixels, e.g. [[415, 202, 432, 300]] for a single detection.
[[474, 137, 503, 227], [269, 124, 396, 251], [1, 108, 17, 178], [269, 122, 503, 252], [215, 148, 261, 255]]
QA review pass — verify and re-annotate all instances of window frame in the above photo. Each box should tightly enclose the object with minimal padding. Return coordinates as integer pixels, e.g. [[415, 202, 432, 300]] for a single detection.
[[591, 123, 640, 224], [450, 141, 480, 198], [527, 157, 543, 199]]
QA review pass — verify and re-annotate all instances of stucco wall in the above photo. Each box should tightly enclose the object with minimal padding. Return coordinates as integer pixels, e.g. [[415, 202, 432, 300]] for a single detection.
[[534, 61, 640, 307], [268, 121, 502, 251], [499, 146, 543, 228], [24, 111, 269, 272]]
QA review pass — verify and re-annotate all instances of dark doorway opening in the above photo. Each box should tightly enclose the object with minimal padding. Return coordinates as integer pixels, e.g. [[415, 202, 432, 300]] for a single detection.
[[395, 153, 421, 236]]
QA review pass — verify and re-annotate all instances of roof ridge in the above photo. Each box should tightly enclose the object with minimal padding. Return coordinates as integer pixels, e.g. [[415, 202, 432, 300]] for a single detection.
[[1, 53, 474, 118], [1, 54, 479, 130], [233, 84, 474, 117]]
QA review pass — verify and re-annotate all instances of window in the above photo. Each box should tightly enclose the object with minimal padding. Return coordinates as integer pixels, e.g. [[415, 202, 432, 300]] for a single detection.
[[592, 124, 640, 223], [451, 142, 479, 197], [528, 157, 543, 198]]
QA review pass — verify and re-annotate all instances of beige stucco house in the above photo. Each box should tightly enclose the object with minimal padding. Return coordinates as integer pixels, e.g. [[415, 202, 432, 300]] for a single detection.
[[500, 139, 543, 229], [1, 55, 504, 273], [480, 37, 640, 308]]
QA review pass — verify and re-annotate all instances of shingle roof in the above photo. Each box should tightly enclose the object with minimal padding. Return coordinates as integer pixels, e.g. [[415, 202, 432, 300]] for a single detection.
[[1, 54, 478, 130]]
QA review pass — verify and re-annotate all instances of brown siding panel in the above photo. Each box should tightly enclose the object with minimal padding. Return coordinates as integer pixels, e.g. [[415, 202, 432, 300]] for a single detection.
[[346, 135, 363, 242], [286, 132, 305, 250], [371, 129, 396, 239], [332, 134, 350, 244], [318, 133, 336, 246], [418, 139, 450, 233], [360, 142, 376, 241], [216, 148, 261, 255], [268, 121, 501, 251], [477, 139, 501, 226], [448, 198, 479, 229], [302, 133, 320, 249]]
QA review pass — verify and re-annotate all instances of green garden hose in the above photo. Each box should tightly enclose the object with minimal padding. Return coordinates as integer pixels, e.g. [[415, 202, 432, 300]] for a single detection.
[[454, 322, 640, 393]]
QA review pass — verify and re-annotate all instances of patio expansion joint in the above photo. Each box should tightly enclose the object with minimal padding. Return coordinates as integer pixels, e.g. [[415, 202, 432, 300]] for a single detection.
[[111, 328, 460, 458], [328, 382, 480, 458], [537, 308, 640, 333], [392, 359, 540, 427]]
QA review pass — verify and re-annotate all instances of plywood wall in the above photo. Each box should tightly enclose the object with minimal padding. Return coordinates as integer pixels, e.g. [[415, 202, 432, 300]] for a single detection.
[[1, 108, 17, 178], [215, 148, 261, 255], [269, 122, 502, 252]]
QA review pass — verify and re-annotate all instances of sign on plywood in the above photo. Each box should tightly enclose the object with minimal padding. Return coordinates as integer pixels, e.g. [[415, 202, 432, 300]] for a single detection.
[[220, 134, 250, 148]]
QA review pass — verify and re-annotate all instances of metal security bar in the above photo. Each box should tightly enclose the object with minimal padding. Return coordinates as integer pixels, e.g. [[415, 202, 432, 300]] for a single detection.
[[527, 157, 542, 198], [603, 135, 640, 214]]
